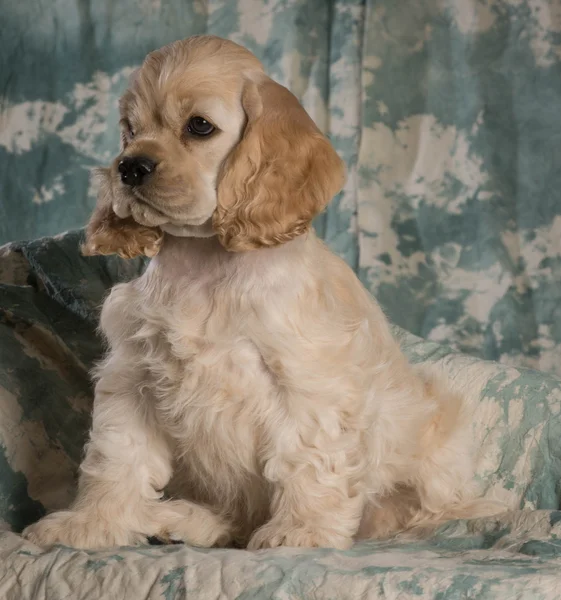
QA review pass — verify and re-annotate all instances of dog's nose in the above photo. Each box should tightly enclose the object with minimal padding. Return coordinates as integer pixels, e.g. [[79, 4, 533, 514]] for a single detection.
[[118, 156, 157, 186]]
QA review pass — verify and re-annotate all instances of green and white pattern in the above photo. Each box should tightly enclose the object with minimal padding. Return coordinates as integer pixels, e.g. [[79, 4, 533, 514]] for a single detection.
[[3, 0, 561, 371], [2, 511, 561, 599], [2, 1, 561, 597]]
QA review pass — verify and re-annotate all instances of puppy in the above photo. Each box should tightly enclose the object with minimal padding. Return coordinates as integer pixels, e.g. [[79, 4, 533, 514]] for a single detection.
[[23, 36, 497, 550]]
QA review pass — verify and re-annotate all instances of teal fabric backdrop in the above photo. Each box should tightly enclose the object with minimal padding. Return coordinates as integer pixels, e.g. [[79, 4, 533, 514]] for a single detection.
[[2, 0, 561, 373], [3, 4, 561, 597]]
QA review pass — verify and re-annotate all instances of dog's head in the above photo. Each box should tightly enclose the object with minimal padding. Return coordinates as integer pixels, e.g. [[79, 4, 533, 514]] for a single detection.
[[83, 35, 345, 258]]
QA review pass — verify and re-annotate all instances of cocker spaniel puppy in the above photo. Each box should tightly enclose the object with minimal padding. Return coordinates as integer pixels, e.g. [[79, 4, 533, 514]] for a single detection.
[[24, 36, 498, 550]]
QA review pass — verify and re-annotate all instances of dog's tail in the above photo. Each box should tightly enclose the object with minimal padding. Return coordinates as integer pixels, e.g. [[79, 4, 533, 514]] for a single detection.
[[357, 485, 507, 541], [398, 496, 508, 539]]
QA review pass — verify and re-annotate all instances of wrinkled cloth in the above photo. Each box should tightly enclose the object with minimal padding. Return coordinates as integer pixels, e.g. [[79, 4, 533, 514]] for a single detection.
[[2, 511, 561, 600]]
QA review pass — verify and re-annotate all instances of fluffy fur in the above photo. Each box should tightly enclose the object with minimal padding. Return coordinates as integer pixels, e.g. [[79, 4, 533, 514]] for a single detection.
[[24, 36, 500, 551]]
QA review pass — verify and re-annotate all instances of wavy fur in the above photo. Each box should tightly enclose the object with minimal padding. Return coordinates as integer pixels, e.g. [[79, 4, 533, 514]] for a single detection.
[[23, 36, 502, 551]]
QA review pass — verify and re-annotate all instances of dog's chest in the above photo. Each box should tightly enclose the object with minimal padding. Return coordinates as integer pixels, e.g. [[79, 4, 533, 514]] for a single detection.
[[134, 285, 276, 489]]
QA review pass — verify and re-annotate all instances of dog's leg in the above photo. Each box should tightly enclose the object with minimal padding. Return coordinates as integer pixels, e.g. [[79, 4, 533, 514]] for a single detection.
[[412, 376, 478, 515], [403, 375, 503, 531], [22, 369, 229, 549], [247, 436, 365, 550]]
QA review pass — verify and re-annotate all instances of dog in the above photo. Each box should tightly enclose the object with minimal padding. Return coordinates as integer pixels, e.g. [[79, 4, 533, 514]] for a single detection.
[[23, 35, 498, 550]]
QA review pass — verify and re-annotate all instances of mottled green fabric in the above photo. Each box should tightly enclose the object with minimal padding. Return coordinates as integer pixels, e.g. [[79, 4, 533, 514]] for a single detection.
[[1, 511, 561, 599], [357, 1, 561, 375], [3, 1, 561, 372], [3, 2, 561, 596], [1, 231, 561, 598]]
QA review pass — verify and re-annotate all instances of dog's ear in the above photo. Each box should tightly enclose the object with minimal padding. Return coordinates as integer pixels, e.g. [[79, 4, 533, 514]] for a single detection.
[[213, 77, 345, 251], [81, 170, 163, 259]]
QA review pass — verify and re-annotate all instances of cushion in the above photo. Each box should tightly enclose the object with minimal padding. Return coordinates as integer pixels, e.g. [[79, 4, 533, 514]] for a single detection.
[[1, 231, 561, 598]]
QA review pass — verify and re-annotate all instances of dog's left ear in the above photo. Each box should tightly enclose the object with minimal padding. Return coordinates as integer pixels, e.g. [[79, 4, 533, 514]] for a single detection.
[[81, 170, 163, 259], [213, 76, 345, 251]]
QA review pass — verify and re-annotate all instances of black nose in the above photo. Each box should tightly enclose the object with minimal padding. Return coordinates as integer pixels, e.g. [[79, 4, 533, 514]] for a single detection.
[[118, 156, 156, 186]]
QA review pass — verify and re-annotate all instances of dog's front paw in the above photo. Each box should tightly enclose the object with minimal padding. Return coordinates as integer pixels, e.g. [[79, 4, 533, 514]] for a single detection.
[[22, 511, 147, 550], [248, 521, 353, 550], [156, 500, 232, 548]]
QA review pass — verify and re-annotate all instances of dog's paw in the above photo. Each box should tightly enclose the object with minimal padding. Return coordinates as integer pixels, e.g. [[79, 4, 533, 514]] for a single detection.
[[156, 500, 232, 548], [248, 521, 353, 550], [22, 510, 147, 550]]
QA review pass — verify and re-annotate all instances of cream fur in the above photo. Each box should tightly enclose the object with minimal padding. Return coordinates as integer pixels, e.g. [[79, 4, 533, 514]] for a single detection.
[[23, 36, 500, 551]]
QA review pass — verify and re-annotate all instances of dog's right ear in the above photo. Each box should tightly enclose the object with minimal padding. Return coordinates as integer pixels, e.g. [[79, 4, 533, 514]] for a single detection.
[[81, 169, 163, 259], [213, 76, 345, 252]]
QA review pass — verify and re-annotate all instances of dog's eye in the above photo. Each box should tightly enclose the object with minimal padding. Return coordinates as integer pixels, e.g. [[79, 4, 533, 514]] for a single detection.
[[186, 117, 215, 137], [121, 120, 135, 146]]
